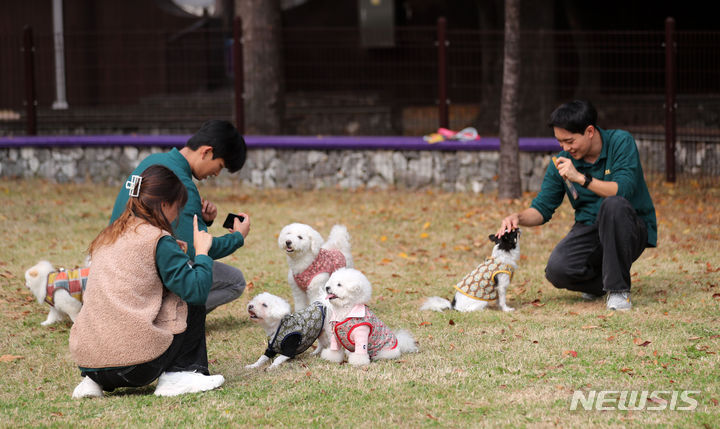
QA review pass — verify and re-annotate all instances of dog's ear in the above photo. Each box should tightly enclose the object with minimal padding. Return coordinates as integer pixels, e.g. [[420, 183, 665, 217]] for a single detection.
[[348, 270, 372, 304], [488, 234, 500, 244], [309, 228, 324, 255], [267, 295, 291, 320]]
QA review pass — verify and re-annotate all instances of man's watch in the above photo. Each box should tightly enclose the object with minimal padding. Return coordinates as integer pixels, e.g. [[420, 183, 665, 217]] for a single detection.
[[581, 173, 593, 188]]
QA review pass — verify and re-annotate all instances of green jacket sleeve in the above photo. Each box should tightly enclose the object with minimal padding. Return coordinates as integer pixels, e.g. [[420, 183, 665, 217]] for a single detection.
[[155, 235, 213, 305], [208, 231, 244, 260], [607, 133, 640, 200], [530, 160, 567, 223]]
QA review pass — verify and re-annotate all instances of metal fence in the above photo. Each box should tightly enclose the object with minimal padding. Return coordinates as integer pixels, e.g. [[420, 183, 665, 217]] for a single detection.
[[1, 22, 719, 184]]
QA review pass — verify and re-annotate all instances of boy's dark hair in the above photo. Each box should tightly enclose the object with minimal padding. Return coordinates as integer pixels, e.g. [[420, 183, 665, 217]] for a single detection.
[[186, 120, 247, 173], [548, 100, 598, 134]]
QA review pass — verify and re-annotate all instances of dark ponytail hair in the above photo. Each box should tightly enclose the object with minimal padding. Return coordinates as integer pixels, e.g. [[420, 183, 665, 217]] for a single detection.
[[89, 165, 188, 255]]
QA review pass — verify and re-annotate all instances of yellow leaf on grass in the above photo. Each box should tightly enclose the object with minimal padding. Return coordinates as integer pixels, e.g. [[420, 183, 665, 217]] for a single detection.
[[380, 235, 387, 242], [420, 232, 429, 239], [422, 222, 431, 230]]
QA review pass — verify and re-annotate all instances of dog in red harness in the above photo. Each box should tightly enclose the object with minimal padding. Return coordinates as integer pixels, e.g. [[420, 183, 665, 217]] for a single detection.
[[322, 268, 418, 366], [24, 260, 89, 326], [278, 223, 353, 313]]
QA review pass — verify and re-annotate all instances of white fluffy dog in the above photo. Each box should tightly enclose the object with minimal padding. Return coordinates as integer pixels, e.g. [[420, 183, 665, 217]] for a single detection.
[[278, 223, 353, 311], [321, 268, 418, 366], [245, 292, 330, 370], [24, 260, 89, 325], [421, 229, 520, 313]]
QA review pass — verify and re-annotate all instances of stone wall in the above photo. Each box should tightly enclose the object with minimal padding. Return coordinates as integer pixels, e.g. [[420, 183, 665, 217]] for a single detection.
[[2, 135, 717, 190], [0, 145, 550, 192]]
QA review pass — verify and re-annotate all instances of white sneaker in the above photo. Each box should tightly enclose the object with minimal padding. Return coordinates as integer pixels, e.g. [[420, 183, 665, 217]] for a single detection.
[[154, 371, 225, 397], [72, 376, 103, 399], [607, 291, 632, 311]]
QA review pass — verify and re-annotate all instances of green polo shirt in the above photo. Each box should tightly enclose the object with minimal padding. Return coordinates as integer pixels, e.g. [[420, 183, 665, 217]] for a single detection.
[[530, 128, 657, 247], [111, 147, 244, 259]]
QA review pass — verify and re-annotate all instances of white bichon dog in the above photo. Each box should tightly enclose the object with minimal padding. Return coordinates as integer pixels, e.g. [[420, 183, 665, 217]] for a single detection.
[[278, 223, 353, 311], [321, 268, 418, 367], [245, 292, 330, 370], [24, 260, 89, 326], [421, 229, 521, 313]]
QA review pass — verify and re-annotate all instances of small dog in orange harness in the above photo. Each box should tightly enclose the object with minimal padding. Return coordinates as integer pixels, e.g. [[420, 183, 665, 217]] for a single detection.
[[24, 260, 89, 326]]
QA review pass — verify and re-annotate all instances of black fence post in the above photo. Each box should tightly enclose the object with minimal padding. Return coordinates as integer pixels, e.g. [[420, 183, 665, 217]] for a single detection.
[[437, 17, 449, 129], [233, 16, 245, 134], [664, 17, 676, 183], [23, 25, 37, 135]]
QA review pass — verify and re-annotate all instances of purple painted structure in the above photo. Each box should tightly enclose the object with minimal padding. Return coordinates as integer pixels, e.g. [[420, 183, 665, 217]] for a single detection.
[[0, 135, 560, 152]]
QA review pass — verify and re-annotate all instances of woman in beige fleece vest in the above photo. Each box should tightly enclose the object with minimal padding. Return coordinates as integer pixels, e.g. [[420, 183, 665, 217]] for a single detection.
[[70, 164, 248, 398]]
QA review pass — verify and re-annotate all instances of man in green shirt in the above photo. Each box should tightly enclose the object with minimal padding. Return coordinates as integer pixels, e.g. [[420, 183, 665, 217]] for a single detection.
[[111, 120, 251, 313], [496, 100, 657, 311]]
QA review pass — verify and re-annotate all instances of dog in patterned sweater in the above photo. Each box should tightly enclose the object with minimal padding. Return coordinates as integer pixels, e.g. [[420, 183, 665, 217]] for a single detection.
[[322, 268, 418, 367], [245, 292, 330, 370], [24, 260, 90, 326], [421, 229, 521, 313], [278, 223, 353, 312]]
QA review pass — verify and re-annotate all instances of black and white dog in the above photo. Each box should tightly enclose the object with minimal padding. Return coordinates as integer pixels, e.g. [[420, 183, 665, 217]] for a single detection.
[[421, 229, 520, 312]]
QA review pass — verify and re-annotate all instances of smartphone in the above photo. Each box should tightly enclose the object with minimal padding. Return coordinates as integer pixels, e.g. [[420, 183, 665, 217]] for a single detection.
[[222, 213, 245, 229]]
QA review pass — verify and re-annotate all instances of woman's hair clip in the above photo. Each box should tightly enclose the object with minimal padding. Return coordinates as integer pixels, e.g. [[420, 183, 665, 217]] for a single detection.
[[125, 175, 142, 198]]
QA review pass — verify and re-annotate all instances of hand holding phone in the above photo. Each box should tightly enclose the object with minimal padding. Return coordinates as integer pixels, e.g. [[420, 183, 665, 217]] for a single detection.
[[222, 213, 245, 229]]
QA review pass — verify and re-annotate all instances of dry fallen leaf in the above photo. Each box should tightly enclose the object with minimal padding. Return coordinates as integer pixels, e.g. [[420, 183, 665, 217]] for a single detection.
[[0, 355, 24, 363], [563, 350, 578, 358], [633, 338, 652, 347]]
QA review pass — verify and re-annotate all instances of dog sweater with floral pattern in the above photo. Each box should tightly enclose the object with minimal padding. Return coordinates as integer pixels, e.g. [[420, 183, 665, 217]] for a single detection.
[[265, 301, 326, 358], [45, 267, 89, 307], [453, 257, 514, 301], [293, 248, 346, 292], [330, 304, 398, 358]]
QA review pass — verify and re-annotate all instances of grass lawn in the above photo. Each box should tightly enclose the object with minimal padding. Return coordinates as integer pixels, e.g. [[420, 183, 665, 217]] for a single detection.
[[1, 179, 718, 427]]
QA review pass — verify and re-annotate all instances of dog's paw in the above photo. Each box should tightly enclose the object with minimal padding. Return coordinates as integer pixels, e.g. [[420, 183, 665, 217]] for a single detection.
[[501, 306, 515, 312], [321, 348, 345, 363], [348, 353, 370, 367]]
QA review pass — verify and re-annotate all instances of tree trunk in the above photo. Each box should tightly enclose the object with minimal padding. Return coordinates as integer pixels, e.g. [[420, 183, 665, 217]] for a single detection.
[[235, 0, 284, 134], [498, 0, 521, 199]]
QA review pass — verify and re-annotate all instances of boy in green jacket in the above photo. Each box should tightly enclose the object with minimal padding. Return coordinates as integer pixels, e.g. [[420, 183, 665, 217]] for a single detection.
[[497, 100, 657, 311], [111, 120, 251, 313]]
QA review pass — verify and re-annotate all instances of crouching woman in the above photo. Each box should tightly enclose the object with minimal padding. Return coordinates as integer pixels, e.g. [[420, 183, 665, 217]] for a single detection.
[[70, 164, 236, 398]]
